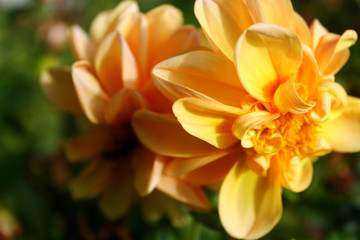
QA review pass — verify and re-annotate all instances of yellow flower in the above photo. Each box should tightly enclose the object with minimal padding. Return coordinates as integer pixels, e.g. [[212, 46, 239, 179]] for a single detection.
[[147, 0, 360, 238], [41, 1, 215, 222]]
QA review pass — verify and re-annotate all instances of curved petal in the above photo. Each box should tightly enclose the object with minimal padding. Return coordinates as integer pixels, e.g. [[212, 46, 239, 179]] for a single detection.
[[146, 5, 183, 67], [89, 1, 139, 44], [69, 25, 96, 60], [173, 97, 244, 149], [40, 67, 83, 114], [154, 25, 200, 64], [64, 126, 113, 162], [274, 77, 315, 114], [153, 50, 246, 107], [179, 148, 244, 186], [134, 149, 168, 196], [315, 29, 357, 75], [244, 0, 294, 29], [296, 45, 320, 97], [235, 23, 303, 102], [72, 61, 109, 124], [157, 176, 211, 212], [99, 166, 135, 220], [164, 148, 235, 177], [121, 13, 149, 82], [219, 160, 282, 239], [132, 110, 218, 157], [69, 160, 113, 199], [104, 88, 147, 125], [322, 96, 360, 153], [293, 13, 312, 46], [194, 0, 243, 60], [310, 19, 328, 51], [95, 32, 139, 96], [232, 111, 280, 142], [280, 156, 313, 192]]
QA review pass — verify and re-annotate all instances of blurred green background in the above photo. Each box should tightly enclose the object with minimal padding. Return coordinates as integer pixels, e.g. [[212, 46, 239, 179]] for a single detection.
[[0, 0, 360, 239]]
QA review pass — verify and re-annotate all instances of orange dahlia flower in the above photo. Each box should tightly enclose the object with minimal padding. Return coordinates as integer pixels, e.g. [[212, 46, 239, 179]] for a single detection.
[[144, 0, 360, 238]]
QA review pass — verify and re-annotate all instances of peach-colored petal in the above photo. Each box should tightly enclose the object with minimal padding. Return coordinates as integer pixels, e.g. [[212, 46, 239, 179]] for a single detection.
[[293, 13, 312, 46], [179, 148, 244, 186], [244, 0, 294, 29], [219, 160, 282, 239], [173, 97, 244, 149], [141, 80, 173, 113], [134, 149, 168, 196], [296, 45, 320, 97], [315, 29, 357, 75], [89, 1, 139, 44], [153, 50, 246, 107], [322, 96, 360, 153], [232, 111, 280, 143], [72, 61, 109, 124], [99, 167, 135, 220], [94, 32, 139, 96], [235, 23, 302, 102], [64, 126, 113, 162], [310, 19, 328, 51], [194, 0, 242, 60], [132, 110, 218, 157], [154, 25, 200, 64], [69, 160, 113, 199], [121, 13, 148, 82], [146, 5, 183, 67], [274, 77, 315, 114], [157, 176, 211, 212], [246, 153, 271, 177], [280, 156, 313, 192], [104, 88, 147, 125], [310, 92, 332, 123], [164, 148, 235, 177], [40, 67, 83, 114], [69, 25, 96, 60]]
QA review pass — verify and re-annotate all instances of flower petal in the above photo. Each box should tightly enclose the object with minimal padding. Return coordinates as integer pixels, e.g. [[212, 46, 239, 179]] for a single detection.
[[179, 148, 244, 186], [134, 149, 168, 196], [94, 32, 139, 96], [314, 29, 357, 75], [274, 77, 315, 114], [104, 88, 147, 125], [322, 96, 360, 153], [235, 23, 303, 102], [69, 159, 113, 199], [153, 50, 246, 107], [280, 156, 313, 192], [132, 110, 217, 157], [310, 19, 328, 51], [64, 126, 113, 162], [154, 25, 200, 64], [173, 97, 244, 149], [146, 5, 183, 67], [40, 67, 83, 114], [90, 1, 139, 44], [164, 148, 235, 177], [194, 0, 243, 60], [157, 176, 211, 212], [219, 160, 282, 239], [72, 61, 109, 124], [244, 0, 294, 29], [293, 13, 312, 46], [99, 165, 135, 220], [69, 25, 96, 60], [232, 111, 280, 143]]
